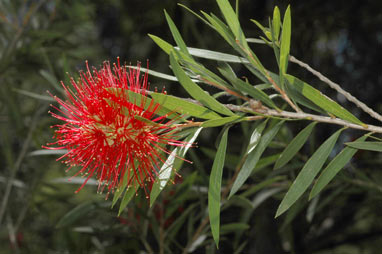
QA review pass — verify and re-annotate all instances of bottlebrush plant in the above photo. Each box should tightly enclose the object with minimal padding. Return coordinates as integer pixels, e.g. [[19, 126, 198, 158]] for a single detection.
[[44, 0, 382, 251]]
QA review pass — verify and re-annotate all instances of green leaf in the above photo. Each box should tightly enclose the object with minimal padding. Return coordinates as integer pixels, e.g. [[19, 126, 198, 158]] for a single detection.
[[246, 38, 268, 44], [118, 186, 136, 216], [202, 11, 236, 46], [185, 47, 248, 63], [284, 77, 326, 114], [40, 69, 62, 92], [127, 65, 199, 83], [13, 88, 54, 101], [246, 120, 268, 154], [148, 34, 173, 54], [202, 115, 243, 128], [209, 127, 229, 248], [178, 4, 212, 28], [166, 203, 198, 240], [56, 202, 96, 228], [250, 19, 272, 41], [216, 62, 275, 108], [280, 6, 291, 76], [285, 74, 364, 125], [178, 58, 232, 89], [29, 149, 67, 156], [345, 141, 382, 152], [275, 128, 343, 217], [240, 176, 285, 198], [164, 10, 191, 58], [310, 135, 367, 199], [149, 127, 202, 207], [169, 52, 234, 116], [272, 6, 281, 40], [269, 19, 280, 66], [150, 92, 222, 120], [228, 76, 278, 109], [274, 122, 317, 169], [106, 89, 172, 117], [220, 223, 250, 234], [216, 0, 247, 47], [229, 121, 284, 198], [112, 170, 130, 208], [150, 148, 178, 207]]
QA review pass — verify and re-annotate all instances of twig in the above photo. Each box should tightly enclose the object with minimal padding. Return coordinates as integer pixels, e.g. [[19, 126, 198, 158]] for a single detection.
[[226, 103, 382, 133], [262, 109, 382, 133], [264, 70, 301, 113], [173, 100, 382, 133], [0, 104, 48, 227], [289, 55, 382, 123], [198, 76, 250, 102]]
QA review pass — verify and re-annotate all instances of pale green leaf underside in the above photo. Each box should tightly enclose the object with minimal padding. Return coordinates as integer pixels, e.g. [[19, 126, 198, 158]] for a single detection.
[[150, 127, 203, 207]]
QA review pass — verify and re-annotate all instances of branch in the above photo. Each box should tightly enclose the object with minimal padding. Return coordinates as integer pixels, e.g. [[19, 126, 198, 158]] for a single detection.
[[225, 103, 382, 133], [0, 104, 48, 226], [289, 55, 382, 123], [174, 99, 382, 134]]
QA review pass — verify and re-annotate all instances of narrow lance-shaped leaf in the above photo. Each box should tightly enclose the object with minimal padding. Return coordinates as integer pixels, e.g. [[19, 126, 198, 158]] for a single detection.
[[118, 186, 136, 216], [150, 92, 222, 120], [274, 122, 317, 169], [275, 128, 344, 217], [185, 47, 248, 63], [112, 167, 130, 207], [229, 76, 278, 109], [148, 34, 173, 55], [345, 141, 382, 152], [279, 6, 291, 77], [216, 0, 247, 47], [106, 89, 172, 117], [250, 19, 272, 41], [202, 115, 243, 128], [284, 77, 326, 114], [209, 127, 229, 248], [246, 120, 268, 154], [285, 74, 364, 126], [164, 10, 191, 58], [229, 121, 284, 198], [150, 127, 202, 207], [272, 6, 281, 41], [201, 11, 236, 47], [56, 202, 96, 228], [169, 52, 234, 116], [128, 65, 201, 83], [310, 135, 368, 199]]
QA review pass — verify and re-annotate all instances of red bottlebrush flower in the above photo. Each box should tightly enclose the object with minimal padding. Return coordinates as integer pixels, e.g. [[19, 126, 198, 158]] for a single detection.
[[45, 58, 186, 196]]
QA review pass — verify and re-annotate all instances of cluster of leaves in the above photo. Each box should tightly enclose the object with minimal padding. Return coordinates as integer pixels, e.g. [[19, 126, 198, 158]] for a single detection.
[[108, 0, 382, 249], [2, 0, 382, 253], [109, 0, 382, 252]]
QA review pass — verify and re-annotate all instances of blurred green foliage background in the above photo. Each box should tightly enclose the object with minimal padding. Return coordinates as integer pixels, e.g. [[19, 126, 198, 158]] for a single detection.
[[1, 0, 382, 253]]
